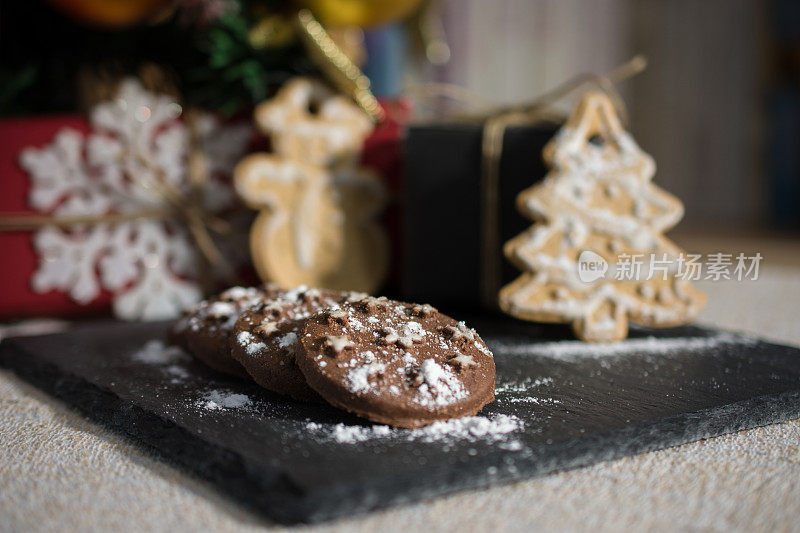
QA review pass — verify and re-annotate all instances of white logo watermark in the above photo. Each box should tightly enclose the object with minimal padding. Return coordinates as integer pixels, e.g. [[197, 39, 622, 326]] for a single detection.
[[577, 252, 762, 283], [577, 250, 609, 283]]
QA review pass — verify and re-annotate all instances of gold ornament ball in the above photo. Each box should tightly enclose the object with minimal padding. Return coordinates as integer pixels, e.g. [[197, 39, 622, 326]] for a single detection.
[[301, 0, 425, 28]]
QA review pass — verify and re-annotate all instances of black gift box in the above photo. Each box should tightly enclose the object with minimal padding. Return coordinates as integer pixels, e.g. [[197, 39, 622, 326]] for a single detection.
[[402, 122, 560, 310]]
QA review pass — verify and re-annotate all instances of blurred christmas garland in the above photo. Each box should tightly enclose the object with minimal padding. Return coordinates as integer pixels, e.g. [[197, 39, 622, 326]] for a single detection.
[[0, 0, 422, 118]]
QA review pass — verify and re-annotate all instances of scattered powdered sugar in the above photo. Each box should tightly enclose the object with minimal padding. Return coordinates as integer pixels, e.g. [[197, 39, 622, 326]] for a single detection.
[[402, 321, 425, 338], [164, 365, 190, 382], [222, 286, 262, 302], [198, 390, 253, 411], [283, 285, 310, 302], [130, 341, 193, 383], [332, 423, 392, 443], [497, 439, 524, 451], [495, 377, 560, 406], [412, 414, 522, 443], [496, 377, 554, 393], [490, 333, 755, 360], [206, 300, 236, 318], [307, 413, 524, 446], [504, 396, 561, 405], [131, 340, 188, 365]]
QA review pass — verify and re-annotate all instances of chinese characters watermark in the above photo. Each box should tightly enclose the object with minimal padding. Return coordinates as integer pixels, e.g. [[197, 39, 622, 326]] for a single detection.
[[577, 251, 762, 283]]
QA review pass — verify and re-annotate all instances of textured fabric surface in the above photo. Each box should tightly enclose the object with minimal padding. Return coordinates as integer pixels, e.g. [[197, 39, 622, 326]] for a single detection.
[[1, 266, 799, 532]]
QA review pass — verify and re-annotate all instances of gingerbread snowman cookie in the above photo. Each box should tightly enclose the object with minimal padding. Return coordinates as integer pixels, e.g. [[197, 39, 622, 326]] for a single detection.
[[235, 155, 388, 293], [235, 77, 389, 294]]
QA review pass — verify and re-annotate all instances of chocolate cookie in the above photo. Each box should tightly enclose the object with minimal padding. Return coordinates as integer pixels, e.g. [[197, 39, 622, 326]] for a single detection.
[[170, 285, 282, 377], [296, 297, 496, 428], [230, 286, 351, 401]]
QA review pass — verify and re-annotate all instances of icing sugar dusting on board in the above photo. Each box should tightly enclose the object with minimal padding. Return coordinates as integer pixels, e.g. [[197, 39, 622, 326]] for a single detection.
[[496, 377, 554, 392], [131, 340, 188, 365], [489, 333, 756, 360], [495, 377, 561, 405], [164, 365, 190, 382], [198, 390, 253, 411], [306, 414, 524, 447]]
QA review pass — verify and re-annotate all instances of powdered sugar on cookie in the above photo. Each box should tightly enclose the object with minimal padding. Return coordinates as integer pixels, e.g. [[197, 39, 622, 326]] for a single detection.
[[229, 287, 354, 401], [412, 359, 467, 408]]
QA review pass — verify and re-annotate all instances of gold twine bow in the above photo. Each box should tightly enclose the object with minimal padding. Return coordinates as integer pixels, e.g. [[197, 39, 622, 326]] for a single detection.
[[0, 112, 233, 294]]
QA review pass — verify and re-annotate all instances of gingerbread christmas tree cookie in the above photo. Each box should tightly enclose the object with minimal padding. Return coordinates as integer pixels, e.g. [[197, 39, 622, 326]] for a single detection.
[[499, 91, 706, 342]]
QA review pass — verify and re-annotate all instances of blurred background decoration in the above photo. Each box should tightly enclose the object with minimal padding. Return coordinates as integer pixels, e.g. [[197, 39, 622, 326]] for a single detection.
[[2, 0, 797, 231], [420, 0, 787, 233], [0, 0, 798, 320]]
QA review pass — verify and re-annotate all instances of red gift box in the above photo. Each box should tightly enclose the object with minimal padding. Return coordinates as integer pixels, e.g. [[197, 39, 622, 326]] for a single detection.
[[0, 115, 113, 319]]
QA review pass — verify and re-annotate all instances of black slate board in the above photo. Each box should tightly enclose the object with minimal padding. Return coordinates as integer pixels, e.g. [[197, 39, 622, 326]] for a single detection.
[[2, 319, 800, 524]]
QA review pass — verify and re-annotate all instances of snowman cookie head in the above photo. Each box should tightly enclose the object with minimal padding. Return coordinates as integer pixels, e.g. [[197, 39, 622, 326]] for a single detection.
[[254, 78, 374, 168]]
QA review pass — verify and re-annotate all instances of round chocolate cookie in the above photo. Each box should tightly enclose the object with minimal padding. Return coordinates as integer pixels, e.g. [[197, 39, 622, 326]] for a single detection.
[[170, 285, 283, 377], [230, 286, 352, 401], [296, 296, 496, 428]]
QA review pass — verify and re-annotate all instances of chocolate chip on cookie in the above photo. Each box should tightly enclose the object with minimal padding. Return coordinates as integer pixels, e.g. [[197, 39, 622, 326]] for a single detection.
[[170, 284, 282, 377], [230, 286, 349, 401], [296, 297, 496, 428]]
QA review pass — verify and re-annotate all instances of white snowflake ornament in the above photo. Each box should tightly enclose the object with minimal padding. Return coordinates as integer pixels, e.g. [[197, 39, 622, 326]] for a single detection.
[[19, 79, 251, 320]]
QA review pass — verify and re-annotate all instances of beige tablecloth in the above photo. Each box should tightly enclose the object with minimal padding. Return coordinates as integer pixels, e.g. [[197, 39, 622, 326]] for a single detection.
[[2, 266, 800, 532]]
